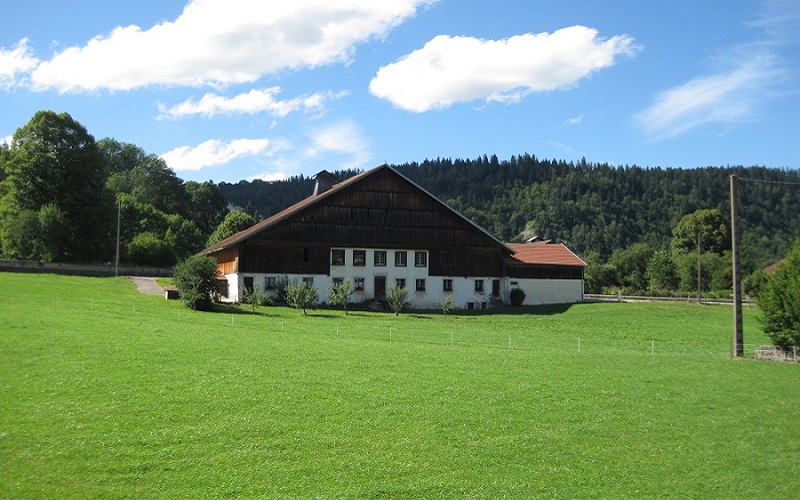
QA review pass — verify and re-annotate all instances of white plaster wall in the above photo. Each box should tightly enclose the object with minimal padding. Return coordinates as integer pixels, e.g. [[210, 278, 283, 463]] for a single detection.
[[223, 250, 584, 308], [512, 278, 584, 305]]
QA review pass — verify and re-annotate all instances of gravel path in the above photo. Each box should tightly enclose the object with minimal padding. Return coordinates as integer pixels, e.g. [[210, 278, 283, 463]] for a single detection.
[[130, 276, 164, 295]]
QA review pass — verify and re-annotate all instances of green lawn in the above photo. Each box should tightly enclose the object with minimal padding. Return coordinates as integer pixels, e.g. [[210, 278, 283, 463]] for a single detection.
[[1, 273, 797, 498]]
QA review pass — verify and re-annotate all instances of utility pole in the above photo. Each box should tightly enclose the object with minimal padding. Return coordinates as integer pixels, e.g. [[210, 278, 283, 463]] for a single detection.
[[697, 232, 702, 304], [115, 199, 121, 277], [730, 175, 743, 357]]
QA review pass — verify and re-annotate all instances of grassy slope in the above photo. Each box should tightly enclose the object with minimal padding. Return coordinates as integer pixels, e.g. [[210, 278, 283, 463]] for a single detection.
[[1, 273, 797, 498]]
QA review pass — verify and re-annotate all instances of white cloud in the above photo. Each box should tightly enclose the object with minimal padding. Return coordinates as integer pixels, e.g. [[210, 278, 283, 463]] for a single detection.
[[567, 115, 584, 125], [157, 87, 348, 120], [248, 171, 288, 182], [0, 39, 39, 89], [635, 53, 783, 139], [2, 135, 13, 146], [160, 138, 284, 171], [369, 26, 637, 112], [305, 120, 373, 169], [29, 0, 435, 92]]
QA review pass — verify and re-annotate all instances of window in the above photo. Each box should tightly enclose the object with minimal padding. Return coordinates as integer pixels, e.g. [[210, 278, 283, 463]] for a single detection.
[[331, 249, 345, 266], [354, 277, 365, 291], [416, 279, 426, 292], [443, 279, 453, 292], [374, 250, 387, 267], [415, 251, 427, 267], [332, 277, 344, 285], [474, 279, 484, 293], [265, 277, 277, 290], [395, 251, 407, 267], [395, 278, 406, 288], [353, 250, 366, 266], [303, 277, 314, 286]]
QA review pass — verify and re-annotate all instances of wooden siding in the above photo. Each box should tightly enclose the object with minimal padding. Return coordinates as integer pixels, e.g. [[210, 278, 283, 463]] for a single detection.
[[214, 247, 239, 274], [239, 243, 329, 275], [258, 169, 503, 249]]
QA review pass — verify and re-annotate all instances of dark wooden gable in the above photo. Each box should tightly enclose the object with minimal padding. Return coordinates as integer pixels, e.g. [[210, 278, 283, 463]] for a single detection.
[[260, 167, 504, 249], [225, 166, 511, 276]]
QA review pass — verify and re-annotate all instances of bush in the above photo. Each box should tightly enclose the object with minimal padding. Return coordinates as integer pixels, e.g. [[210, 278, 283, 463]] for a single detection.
[[328, 279, 353, 315], [128, 231, 176, 267], [509, 287, 526, 306], [387, 283, 409, 315], [172, 255, 220, 311], [758, 240, 800, 349], [439, 292, 457, 315], [242, 286, 268, 313], [285, 281, 318, 315]]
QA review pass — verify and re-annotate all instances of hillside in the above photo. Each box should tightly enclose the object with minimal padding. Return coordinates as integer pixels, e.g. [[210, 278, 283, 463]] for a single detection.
[[218, 156, 800, 273]]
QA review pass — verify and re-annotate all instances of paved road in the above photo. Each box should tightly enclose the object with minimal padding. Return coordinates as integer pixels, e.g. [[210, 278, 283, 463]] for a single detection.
[[130, 276, 164, 296]]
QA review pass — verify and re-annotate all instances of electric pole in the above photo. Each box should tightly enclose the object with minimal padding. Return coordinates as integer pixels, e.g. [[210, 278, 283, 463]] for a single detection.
[[730, 175, 743, 357]]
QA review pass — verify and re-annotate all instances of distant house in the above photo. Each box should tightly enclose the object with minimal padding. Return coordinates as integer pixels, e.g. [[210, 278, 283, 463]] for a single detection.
[[199, 164, 585, 309]]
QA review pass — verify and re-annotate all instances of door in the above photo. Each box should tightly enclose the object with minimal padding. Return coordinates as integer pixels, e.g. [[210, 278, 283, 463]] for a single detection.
[[374, 276, 386, 300], [492, 279, 500, 298]]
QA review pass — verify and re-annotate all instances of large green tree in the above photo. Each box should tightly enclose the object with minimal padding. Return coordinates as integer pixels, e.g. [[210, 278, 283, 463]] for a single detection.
[[206, 209, 256, 247], [1, 111, 113, 262]]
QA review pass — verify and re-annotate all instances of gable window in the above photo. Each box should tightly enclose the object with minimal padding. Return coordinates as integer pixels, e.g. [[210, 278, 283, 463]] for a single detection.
[[353, 250, 366, 266], [416, 279, 426, 292], [374, 250, 387, 267], [415, 251, 427, 268], [395, 278, 406, 288], [331, 249, 345, 266], [474, 279, 484, 293], [265, 277, 277, 290], [395, 251, 407, 267], [354, 277, 365, 291], [443, 279, 453, 292]]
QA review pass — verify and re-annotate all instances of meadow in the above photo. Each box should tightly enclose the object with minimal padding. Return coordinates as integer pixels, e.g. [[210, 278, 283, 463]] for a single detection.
[[1, 272, 798, 498]]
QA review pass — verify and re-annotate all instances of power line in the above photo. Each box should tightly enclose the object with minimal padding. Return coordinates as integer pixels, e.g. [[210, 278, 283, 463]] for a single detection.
[[738, 177, 800, 187]]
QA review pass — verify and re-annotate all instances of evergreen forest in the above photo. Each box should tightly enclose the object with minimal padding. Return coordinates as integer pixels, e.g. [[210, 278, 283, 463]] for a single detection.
[[3, 110, 800, 297]]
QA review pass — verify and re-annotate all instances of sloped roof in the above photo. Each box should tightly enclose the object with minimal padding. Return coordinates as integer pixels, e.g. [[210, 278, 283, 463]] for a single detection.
[[506, 242, 586, 267], [200, 164, 513, 256]]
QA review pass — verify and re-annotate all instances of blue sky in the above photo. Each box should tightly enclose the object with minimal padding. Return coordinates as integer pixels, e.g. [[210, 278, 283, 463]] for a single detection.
[[1, 0, 798, 183]]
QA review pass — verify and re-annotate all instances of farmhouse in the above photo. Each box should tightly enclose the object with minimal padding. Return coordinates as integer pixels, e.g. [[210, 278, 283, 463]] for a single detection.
[[199, 164, 585, 308]]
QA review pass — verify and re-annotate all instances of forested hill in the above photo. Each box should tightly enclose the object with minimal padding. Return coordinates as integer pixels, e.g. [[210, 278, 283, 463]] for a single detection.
[[218, 155, 800, 269]]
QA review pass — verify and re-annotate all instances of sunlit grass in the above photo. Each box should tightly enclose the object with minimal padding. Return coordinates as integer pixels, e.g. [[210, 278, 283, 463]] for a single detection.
[[1, 273, 797, 498]]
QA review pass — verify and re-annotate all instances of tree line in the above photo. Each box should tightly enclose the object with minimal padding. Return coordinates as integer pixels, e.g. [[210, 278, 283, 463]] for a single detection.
[[4, 110, 800, 298], [221, 155, 800, 296], [0, 111, 229, 266]]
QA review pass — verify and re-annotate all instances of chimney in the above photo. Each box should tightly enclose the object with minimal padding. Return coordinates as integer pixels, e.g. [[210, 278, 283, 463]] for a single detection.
[[313, 170, 335, 196]]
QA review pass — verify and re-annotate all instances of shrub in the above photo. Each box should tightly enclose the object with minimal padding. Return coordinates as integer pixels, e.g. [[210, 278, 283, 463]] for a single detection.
[[242, 286, 268, 314], [328, 279, 353, 315], [172, 255, 220, 311], [128, 231, 176, 267], [439, 292, 457, 315], [285, 281, 318, 315], [509, 287, 526, 306], [387, 283, 409, 315]]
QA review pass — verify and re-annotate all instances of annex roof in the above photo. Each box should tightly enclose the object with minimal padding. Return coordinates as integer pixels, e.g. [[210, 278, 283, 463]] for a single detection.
[[506, 242, 586, 267], [200, 164, 513, 256]]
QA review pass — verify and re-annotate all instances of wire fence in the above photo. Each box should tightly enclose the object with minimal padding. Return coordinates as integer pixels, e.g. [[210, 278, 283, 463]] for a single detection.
[[7, 290, 782, 362]]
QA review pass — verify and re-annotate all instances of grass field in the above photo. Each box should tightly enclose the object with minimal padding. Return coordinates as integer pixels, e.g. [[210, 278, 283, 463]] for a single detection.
[[1, 272, 798, 498]]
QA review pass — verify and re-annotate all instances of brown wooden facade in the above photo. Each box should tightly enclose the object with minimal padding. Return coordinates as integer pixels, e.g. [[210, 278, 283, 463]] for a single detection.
[[205, 165, 512, 278]]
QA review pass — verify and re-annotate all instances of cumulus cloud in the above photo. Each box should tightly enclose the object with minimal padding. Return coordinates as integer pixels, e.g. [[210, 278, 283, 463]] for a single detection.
[[29, 0, 435, 92], [160, 138, 284, 172], [369, 26, 637, 112], [157, 87, 348, 120], [0, 39, 39, 89]]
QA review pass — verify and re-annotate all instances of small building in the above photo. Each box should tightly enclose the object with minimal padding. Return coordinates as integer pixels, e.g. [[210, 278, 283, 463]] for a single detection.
[[199, 164, 585, 308]]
